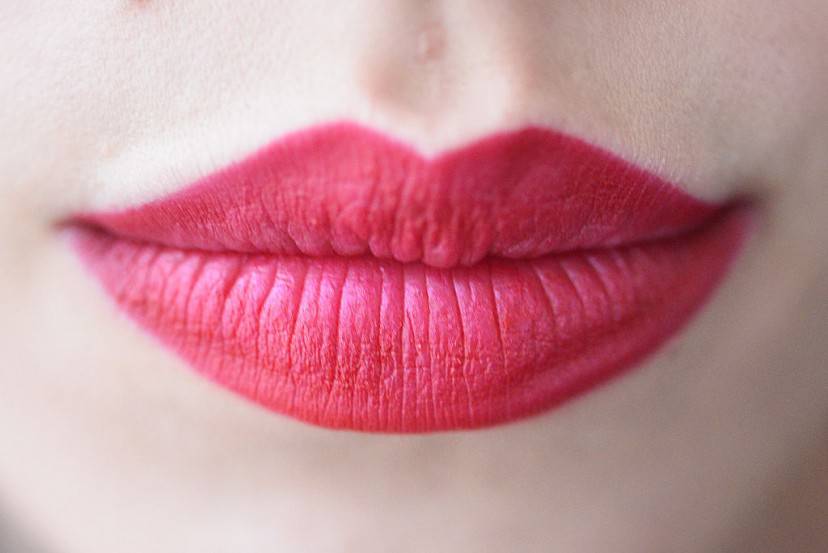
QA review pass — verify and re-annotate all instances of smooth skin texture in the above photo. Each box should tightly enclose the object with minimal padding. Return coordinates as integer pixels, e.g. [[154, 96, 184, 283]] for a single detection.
[[0, 1, 826, 552]]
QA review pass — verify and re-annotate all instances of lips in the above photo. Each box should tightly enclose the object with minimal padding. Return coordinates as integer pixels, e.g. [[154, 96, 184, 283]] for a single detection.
[[66, 122, 751, 432]]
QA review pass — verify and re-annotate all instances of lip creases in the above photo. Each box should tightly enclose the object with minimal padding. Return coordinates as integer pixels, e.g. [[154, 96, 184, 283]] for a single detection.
[[66, 122, 752, 432]]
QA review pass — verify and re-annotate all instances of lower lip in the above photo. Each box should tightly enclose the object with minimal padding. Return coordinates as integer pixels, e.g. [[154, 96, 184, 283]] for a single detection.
[[68, 204, 750, 432]]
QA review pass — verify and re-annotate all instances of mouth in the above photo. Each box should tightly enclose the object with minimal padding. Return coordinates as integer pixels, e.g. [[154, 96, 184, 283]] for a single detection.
[[64, 122, 752, 432]]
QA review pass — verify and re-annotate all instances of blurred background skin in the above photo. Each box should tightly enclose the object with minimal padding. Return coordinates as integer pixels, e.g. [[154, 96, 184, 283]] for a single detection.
[[0, 1, 827, 551]]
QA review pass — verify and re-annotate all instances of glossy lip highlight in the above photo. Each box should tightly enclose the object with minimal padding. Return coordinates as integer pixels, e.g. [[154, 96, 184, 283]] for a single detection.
[[65, 122, 752, 432]]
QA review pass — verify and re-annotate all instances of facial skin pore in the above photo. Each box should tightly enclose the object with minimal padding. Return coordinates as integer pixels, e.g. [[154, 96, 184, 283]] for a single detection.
[[0, 2, 826, 552]]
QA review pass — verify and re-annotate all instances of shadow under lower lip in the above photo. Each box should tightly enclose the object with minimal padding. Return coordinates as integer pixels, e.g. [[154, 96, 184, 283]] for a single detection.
[[66, 205, 752, 432]]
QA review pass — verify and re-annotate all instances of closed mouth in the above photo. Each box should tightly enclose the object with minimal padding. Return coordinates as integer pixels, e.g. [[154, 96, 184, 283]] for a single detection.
[[64, 122, 752, 432]]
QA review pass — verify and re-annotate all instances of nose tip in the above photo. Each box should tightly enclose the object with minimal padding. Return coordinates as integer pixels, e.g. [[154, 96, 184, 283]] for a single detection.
[[353, 3, 540, 146]]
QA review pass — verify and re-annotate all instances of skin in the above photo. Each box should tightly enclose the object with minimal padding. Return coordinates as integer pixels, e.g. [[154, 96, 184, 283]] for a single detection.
[[0, 1, 826, 551]]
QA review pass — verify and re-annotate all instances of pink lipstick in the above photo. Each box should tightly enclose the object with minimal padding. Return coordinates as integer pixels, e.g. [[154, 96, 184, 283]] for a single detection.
[[66, 122, 752, 432]]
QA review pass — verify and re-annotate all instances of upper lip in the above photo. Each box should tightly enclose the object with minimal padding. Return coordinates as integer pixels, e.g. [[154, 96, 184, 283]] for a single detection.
[[72, 121, 718, 268]]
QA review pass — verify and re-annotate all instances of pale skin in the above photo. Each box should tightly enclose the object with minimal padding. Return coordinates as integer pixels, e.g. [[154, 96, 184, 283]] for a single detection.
[[0, 1, 827, 552]]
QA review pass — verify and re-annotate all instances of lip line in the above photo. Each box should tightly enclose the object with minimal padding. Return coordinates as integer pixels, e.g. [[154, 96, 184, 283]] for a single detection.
[[90, 119, 714, 214], [67, 202, 740, 270]]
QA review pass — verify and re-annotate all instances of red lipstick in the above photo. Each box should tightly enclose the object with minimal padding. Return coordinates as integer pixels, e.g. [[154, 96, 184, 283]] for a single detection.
[[66, 123, 751, 432]]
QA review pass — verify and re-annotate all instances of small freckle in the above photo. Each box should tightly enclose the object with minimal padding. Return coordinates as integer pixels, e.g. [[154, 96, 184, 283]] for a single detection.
[[416, 23, 445, 63]]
